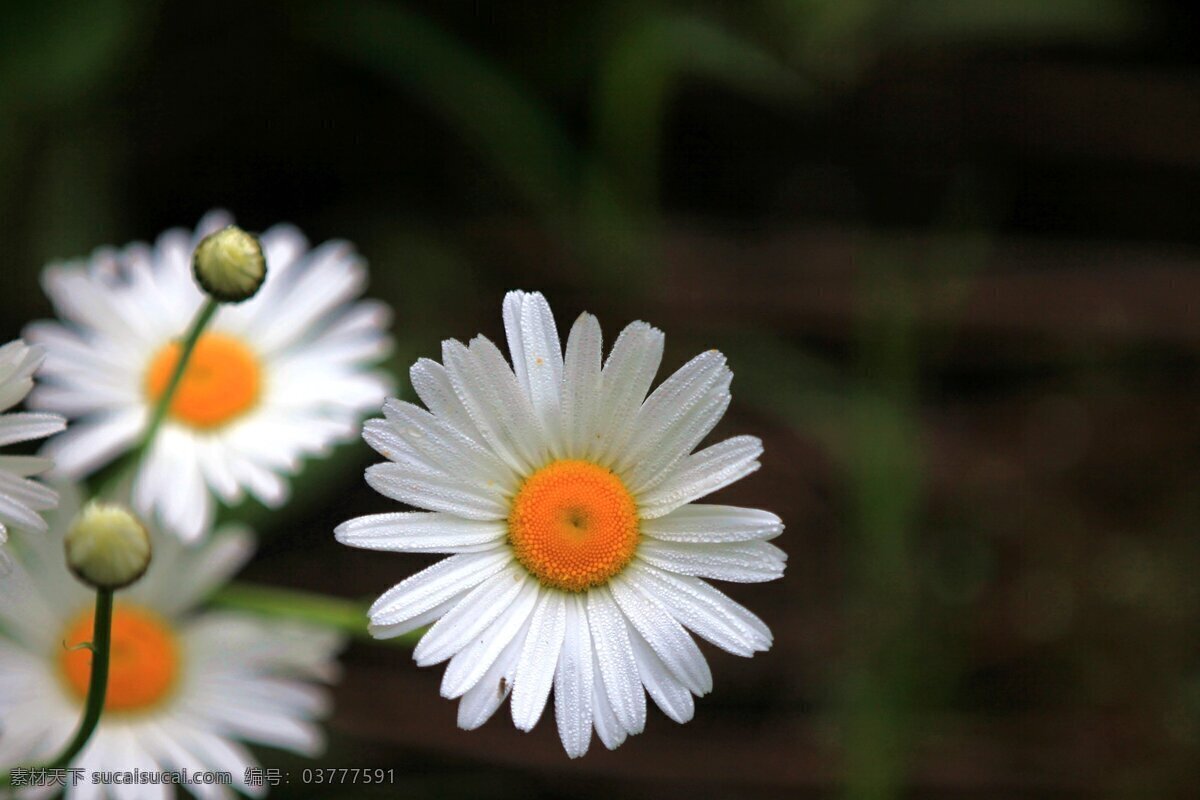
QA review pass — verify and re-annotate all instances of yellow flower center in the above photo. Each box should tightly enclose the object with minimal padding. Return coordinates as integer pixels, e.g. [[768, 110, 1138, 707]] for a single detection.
[[144, 332, 261, 429], [507, 459, 640, 592], [60, 604, 181, 713]]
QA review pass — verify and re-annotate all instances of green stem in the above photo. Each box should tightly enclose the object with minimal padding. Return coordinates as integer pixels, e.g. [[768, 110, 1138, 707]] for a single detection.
[[50, 589, 113, 769], [0, 589, 112, 786], [136, 298, 219, 460], [210, 582, 422, 646], [97, 298, 219, 498]]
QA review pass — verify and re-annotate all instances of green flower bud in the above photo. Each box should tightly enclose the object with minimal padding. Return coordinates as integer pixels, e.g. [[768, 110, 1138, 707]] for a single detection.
[[192, 225, 267, 303], [64, 502, 152, 590]]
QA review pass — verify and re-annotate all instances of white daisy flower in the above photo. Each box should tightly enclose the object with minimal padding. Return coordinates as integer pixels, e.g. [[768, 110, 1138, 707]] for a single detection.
[[336, 291, 785, 757], [25, 211, 393, 541], [0, 339, 66, 571], [0, 486, 344, 799]]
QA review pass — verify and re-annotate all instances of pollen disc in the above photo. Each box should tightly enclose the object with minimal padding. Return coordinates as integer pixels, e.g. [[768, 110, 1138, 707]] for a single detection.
[[60, 604, 181, 713], [507, 459, 640, 592], [145, 332, 261, 429]]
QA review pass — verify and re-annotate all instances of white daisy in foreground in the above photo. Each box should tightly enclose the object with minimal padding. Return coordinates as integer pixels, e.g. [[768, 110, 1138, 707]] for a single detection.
[[25, 211, 392, 541], [336, 291, 785, 757], [0, 339, 65, 571], [0, 487, 344, 799]]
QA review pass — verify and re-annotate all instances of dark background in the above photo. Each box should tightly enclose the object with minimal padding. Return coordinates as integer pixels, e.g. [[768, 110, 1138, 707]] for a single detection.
[[2, 1, 1199, 797]]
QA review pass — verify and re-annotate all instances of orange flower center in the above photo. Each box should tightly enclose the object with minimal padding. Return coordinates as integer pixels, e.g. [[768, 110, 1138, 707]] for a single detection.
[[507, 459, 640, 592], [60, 604, 181, 713], [144, 332, 261, 429]]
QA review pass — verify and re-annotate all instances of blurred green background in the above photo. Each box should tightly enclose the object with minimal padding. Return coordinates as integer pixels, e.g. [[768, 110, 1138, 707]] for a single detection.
[[3, 0, 1200, 797]]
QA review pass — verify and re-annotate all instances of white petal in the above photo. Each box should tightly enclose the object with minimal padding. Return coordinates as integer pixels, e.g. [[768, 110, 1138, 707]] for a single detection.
[[228, 451, 289, 508], [442, 338, 545, 472], [336, 512, 506, 554], [369, 591, 467, 640], [376, 399, 516, 490], [511, 589, 566, 731], [631, 389, 731, 495], [0, 378, 32, 414], [642, 504, 784, 543], [0, 412, 66, 447], [146, 726, 242, 800], [365, 462, 509, 520], [414, 566, 530, 666], [136, 433, 212, 542], [0, 470, 57, 512], [636, 539, 787, 583], [560, 312, 602, 459], [0, 340, 35, 390], [629, 628, 694, 724], [589, 647, 628, 750], [135, 528, 254, 616], [245, 241, 367, 353], [194, 437, 242, 503], [627, 563, 772, 656], [409, 358, 482, 445], [162, 729, 256, 797], [260, 223, 309, 274], [41, 408, 142, 477], [201, 690, 325, 755], [503, 291, 564, 453], [457, 612, 530, 731], [638, 435, 763, 519], [586, 586, 645, 735], [0, 493, 46, 532], [590, 321, 663, 465], [554, 594, 594, 758], [0, 455, 54, 477], [617, 349, 729, 481], [368, 551, 510, 627], [441, 578, 540, 699], [610, 573, 712, 695]]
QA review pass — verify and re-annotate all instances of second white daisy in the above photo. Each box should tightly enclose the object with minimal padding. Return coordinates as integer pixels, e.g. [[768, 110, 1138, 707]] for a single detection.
[[26, 212, 392, 541], [337, 291, 785, 757], [0, 486, 344, 798]]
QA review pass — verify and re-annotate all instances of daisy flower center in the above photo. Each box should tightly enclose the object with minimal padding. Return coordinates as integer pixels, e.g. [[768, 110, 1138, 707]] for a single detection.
[[144, 332, 261, 429], [60, 604, 181, 713], [507, 459, 640, 592]]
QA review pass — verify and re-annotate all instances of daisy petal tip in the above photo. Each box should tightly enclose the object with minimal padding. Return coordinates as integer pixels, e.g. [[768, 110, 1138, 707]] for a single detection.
[[524, 290, 551, 311], [562, 739, 591, 759], [331, 519, 355, 545], [456, 713, 486, 732], [366, 621, 396, 640]]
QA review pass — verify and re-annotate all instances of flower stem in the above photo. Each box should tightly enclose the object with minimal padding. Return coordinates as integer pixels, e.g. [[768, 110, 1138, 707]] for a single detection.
[[211, 582, 422, 646], [135, 298, 219, 460], [49, 589, 113, 769], [97, 298, 219, 498], [0, 589, 112, 786]]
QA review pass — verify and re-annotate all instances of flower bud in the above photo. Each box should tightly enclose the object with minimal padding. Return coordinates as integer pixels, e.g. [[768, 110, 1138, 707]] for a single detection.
[[64, 502, 151, 590], [192, 225, 267, 303]]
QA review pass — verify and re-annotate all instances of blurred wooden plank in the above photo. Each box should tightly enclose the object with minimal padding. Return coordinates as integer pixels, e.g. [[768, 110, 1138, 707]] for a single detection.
[[476, 220, 1200, 347], [655, 228, 1200, 347]]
